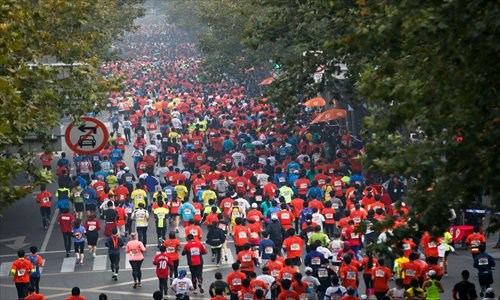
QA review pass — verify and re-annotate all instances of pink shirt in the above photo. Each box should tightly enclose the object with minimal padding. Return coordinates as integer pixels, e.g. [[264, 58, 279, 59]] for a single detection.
[[126, 240, 146, 261]]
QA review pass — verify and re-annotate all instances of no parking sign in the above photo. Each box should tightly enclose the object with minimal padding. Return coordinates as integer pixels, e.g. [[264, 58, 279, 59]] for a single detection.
[[64, 117, 109, 155]]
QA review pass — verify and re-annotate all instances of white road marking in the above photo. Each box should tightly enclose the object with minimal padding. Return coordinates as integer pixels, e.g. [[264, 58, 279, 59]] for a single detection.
[[92, 255, 107, 271], [0, 262, 11, 277], [60, 257, 76, 273], [40, 208, 59, 253], [125, 253, 131, 269]]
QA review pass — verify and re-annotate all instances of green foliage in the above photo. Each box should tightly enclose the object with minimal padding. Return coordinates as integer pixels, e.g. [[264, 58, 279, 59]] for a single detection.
[[165, 0, 499, 233], [0, 0, 144, 210]]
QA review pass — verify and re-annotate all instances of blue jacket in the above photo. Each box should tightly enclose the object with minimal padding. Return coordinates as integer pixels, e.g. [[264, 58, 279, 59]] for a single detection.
[[473, 252, 495, 273]]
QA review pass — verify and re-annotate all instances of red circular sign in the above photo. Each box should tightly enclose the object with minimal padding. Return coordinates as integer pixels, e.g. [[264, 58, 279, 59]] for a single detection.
[[64, 117, 109, 155]]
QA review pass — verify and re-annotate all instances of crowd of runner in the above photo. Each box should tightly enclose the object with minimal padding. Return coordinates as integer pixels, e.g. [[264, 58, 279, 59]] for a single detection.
[[9, 13, 497, 300]]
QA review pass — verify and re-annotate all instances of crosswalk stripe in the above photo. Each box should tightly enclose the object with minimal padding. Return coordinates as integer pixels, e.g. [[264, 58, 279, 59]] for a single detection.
[[125, 254, 131, 269], [223, 247, 234, 265], [0, 262, 10, 277], [60, 257, 76, 273], [40, 259, 46, 274], [93, 255, 107, 271]]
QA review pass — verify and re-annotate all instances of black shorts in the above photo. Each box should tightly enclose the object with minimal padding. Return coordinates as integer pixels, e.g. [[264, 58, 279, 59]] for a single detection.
[[331, 261, 341, 267], [289, 257, 302, 266], [86, 204, 96, 211], [86, 231, 98, 246], [478, 272, 493, 286], [170, 213, 179, 217], [74, 202, 84, 212]]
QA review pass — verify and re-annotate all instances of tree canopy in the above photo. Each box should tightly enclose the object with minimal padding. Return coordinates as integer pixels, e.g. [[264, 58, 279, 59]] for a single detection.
[[164, 0, 499, 233], [0, 0, 144, 210]]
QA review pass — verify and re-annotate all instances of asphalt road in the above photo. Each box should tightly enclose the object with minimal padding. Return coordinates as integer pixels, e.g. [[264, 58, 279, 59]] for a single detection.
[[0, 116, 499, 300]]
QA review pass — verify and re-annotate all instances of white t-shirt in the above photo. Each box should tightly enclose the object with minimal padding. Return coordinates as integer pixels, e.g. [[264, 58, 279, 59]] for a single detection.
[[324, 285, 347, 300], [256, 274, 275, 300], [172, 277, 193, 294]]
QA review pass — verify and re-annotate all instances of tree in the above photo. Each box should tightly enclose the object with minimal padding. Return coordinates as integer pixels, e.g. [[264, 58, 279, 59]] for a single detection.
[[0, 0, 144, 210], [164, 0, 499, 233]]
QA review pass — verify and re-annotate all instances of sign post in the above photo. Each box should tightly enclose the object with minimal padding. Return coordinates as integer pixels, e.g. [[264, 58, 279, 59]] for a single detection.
[[65, 117, 109, 155]]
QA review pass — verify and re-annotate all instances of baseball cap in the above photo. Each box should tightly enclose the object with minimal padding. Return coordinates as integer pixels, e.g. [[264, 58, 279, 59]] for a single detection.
[[124, 167, 130, 171], [304, 267, 313, 273], [251, 203, 258, 208]]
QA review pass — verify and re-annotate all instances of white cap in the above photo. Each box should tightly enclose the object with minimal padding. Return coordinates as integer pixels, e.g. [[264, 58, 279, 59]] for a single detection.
[[304, 267, 313, 273], [251, 203, 258, 208], [124, 167, 130, 171]]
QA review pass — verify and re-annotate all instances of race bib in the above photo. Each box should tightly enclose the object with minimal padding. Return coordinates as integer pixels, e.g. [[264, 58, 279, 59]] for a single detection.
[[282, 213, 290, 220], [167, 247, 175, 253], [311, 257, 321, 265], [332, 203, 339, 209], [242, 255, 251, 262], [88, 225, 96, 231], [279, 177, 286, 183], [375, 269, 385, 277], [325, 213, 333, 219], [300, 184, 307, 189], [190, 230, 198, 236], [17, 269, 26, 276], [318, 269, 328, 277], [265, 246, 273, 254], [42, 197, 50, 203], [402, 243, 411, 250], [478, 257, 488, 265], [190, 247, 200, 255], [351, 233, 358, 239], [184, 209, 191, 215], [74, 192, 81, 197], [238, 232, 247, 239], [283, 273, 292, 280], [290, 243, 300, 251], [428, 241, 437, 248], [250, 232, 258, 239], [271, 270, 279, 277], [232, 278, 242, 285], [346, 271, 356, 280], [353, 217, 361, 223], [405, 269, 416, 276]]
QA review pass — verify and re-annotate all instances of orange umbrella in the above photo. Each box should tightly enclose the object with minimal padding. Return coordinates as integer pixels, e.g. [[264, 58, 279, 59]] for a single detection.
[[304, 97, 326, 108], [310, 108, 347, 124], [259, 77, 274, 86]]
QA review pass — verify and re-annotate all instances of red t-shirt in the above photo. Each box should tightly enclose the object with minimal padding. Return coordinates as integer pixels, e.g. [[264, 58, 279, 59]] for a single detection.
[[58, 213, 75, 233], [278, 290, 300, 300], [153, 252, 172, 278], [36, 191, 52, 208], [163, 239, 181, 261], [226, 271, 247, 293]]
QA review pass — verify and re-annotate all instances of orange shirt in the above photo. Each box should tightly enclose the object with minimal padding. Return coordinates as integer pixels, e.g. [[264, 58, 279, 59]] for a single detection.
[[24, 293, 46, 300], [283, 236, 304, 259], [339, 264, 359, 289], [291, 281, 308, 297], [322, 207, 336, 224], [277, 211, 295, 229], [163, 238, 181, 261], [266, 260, 283, 280], [465, 233, 486, 253], [372, 266, 392, 292], [279, 266, 297, 282], [290, 198, 304, 218], [420, 234, 439, 257], [11, 258, 33, 283], [278, 290, 300, 300], [249, 279, 269, 293], [295, 178, 310, 195], [237, 250, 257, 272], [401, 239, 416, 258], [185, 225, 202, 242], [226, 270, 247, 293], [233, 225, 250, 246], [361, 257, 379, 274], [401, 261, 421, 285]]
